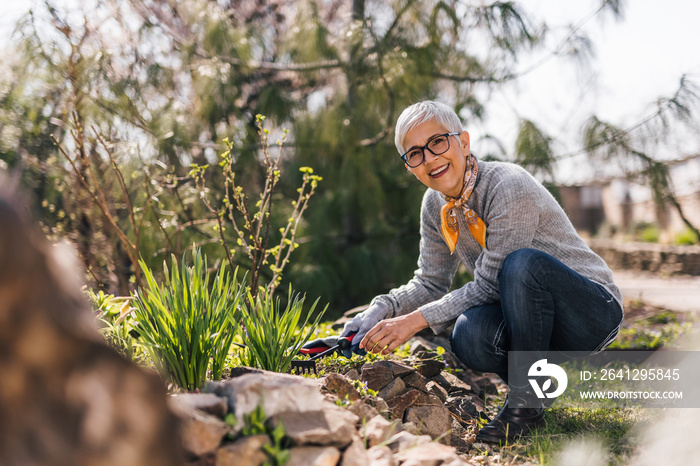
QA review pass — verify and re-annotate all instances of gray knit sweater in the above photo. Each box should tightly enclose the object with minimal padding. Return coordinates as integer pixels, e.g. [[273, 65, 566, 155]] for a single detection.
[[371, 160, 624, 334]]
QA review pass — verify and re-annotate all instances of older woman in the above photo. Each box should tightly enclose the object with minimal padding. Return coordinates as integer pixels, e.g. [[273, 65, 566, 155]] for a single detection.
[[342, 100, 623, 443]]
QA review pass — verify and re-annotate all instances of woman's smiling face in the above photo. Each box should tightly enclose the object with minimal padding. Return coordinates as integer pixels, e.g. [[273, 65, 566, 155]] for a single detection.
[[403, 119, 470, 198]]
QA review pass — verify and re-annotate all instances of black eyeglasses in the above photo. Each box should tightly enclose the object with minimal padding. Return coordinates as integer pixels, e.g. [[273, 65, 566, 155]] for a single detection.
[[400, 132, 461, 168]]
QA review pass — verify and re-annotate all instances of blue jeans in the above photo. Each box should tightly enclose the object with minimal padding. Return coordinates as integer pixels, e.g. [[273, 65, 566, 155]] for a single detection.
[[449, 248, 623, 385]]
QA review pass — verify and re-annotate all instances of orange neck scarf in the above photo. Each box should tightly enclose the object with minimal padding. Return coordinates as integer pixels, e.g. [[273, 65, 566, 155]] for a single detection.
[[440, 155, 486, 253]]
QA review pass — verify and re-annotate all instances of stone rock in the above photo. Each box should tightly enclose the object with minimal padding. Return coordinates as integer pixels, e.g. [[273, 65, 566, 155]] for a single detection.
[[426, 381, 449, 403], [414, 350, 440, 360], [410, 335, 449, 360], [344, 369, 360, 381], [187, 453, 216, 466], [409, 339, 432, 356], [386, 389, 421, 420], [366, 446, 397, 466], [464, 373, 499, 398], [411, 335, 463, 370], [370, 396, 390, 417], [178, 410, 230, 457], [385, 431, 432, 453], [414, 391, 444, 407], [323, 373, 361, 402], [391, 419, 406, 435], [401, 371, 429, 392], [286, 446, 341, 466], [445, 397, 480, 425], [348, 399, 379, 424], [273, 402, 358, 448], [229, 366, 264, 378], [450, 435, 472, 455], [362, 415, 396, 447], [340, 438, 369, 466], [429, 373, 451, 392], [402, 422, 420, 435], [470, 395, 486, 414], [471, 442, 492, 454], [432, 371, 472, 396], [169, 393, 228, 419], [449, 418, 471, 453], [206, 371, 323, 426], [404, 405, 452, 444], [215, 434, 269, 466], [361, 364, 395, 391], [374, 360, 415, 378], [395, 442, 459, 466], [442, 354, 463, 371], [415, 359, 445, 378], [444, 458, 478, 466], [0, 190, 184, 466], [377, 376, 406, 401]]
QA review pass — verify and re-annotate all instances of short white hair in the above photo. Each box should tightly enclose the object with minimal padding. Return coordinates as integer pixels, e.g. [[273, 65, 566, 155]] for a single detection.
[[394, 101, 464, 155]]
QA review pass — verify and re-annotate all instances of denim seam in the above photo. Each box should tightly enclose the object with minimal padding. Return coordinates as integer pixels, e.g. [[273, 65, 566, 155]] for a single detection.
[[593, 299, 625, 352], [493, 320, 507, 356], [531, 254, 556, 351], [592, 318, 624, 353]]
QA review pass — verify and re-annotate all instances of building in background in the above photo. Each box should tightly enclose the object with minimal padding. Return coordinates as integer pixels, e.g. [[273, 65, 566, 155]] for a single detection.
[[558, 154, 700, 242]]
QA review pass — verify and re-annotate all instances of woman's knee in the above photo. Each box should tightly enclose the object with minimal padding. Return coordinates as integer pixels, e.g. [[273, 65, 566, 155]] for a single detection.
[[498, 248, 548, 283]]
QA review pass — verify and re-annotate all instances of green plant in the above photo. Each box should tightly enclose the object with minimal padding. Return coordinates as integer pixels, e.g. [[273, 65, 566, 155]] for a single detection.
[[607, 308, 694, 350], [87, 289, 144, 362], [639, 225, 660, 243], [191, 115, 322, 298], [231, 402, 290, 466], [238, 286, 326, 373], [51, 114, 174, 292], [350, 379, 378, 398], [132, 247, 244, 391], [675, 227, 699, 245]]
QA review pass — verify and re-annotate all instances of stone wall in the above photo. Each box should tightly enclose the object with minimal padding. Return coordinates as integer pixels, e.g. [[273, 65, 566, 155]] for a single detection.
[[588, 239, 700, 275]]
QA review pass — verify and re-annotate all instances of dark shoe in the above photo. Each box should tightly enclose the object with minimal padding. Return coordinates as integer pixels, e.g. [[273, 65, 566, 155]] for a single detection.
[[475, 398, 545, 444]]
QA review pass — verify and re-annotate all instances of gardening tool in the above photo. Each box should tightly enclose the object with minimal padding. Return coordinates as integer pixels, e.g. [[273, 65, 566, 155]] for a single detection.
[[291, 331, 357, 375]]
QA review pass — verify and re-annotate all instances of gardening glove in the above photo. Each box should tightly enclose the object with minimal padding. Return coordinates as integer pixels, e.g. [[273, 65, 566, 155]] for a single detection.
[[301, 335, 342, 355], [300, 332, 357, 359], [340, 303, 391, 356]]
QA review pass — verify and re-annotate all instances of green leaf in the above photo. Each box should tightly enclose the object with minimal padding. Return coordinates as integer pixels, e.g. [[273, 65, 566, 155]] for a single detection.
[[132, 246, 243, 391]]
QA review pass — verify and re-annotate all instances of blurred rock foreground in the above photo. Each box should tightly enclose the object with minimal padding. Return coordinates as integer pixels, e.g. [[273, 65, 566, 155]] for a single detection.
[[0, 190, 184, 465]]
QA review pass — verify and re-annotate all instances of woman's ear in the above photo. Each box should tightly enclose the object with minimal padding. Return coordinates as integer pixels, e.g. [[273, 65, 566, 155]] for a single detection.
[[460, 131, 470, 154]]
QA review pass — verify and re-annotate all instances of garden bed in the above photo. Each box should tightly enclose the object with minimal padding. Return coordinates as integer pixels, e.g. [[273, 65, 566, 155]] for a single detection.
[[170, 295, 697, 466]]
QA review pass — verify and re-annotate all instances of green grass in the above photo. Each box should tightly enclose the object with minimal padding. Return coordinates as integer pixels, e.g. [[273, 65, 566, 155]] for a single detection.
[[238, 286, 326, 373], [534, 406, 642, 464], [608, 308, 695, 350], [471, 390, 647, 465]]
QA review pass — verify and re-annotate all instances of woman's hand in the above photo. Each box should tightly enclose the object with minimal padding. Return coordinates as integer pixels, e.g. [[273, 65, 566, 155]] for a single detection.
[[359, 310, 430, 355]]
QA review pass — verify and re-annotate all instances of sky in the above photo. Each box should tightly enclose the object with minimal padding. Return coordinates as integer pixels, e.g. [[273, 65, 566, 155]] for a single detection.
[[1, 0, 699, 182]]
